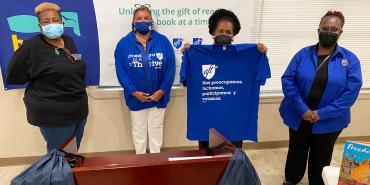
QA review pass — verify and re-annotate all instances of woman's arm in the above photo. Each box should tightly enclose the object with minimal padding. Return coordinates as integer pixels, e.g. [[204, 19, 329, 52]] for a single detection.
[[158, 38, 176, 93], [6, 40, 31, 85], [281, 52, 311, 117], [114, 40, 137, 95]]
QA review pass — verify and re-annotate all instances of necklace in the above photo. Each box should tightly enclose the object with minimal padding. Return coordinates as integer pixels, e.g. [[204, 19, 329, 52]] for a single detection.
[[54, 48, 60, 56], [44, 37, 63, 56]]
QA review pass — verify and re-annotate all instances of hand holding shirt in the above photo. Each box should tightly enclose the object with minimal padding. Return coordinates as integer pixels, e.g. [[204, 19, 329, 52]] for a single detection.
[[180, 44, 271, 141]]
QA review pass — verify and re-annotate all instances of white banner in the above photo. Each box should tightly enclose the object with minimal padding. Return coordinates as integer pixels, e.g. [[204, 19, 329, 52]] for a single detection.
[[93, 0, 254, 86]]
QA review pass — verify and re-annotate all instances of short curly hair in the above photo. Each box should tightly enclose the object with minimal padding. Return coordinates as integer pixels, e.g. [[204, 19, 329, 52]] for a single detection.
[[35, 2, 61, 22], [320, 10, 345, 28], [208, 9, 241, 36]]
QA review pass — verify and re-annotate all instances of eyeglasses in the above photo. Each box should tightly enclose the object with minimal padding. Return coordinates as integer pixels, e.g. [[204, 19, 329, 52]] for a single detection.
[[318, 26, 342, 33], [134, 4, 151, 10], [62, 48, 75, 63]]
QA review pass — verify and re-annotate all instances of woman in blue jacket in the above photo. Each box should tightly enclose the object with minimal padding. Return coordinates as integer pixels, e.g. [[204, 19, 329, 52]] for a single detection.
[[114, 5, 175, 154], [280, 11, 362, 185]]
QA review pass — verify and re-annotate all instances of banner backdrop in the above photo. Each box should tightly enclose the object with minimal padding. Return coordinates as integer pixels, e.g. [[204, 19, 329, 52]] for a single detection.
[[0, 0, 254, 89], [0, 0, 99, 90]]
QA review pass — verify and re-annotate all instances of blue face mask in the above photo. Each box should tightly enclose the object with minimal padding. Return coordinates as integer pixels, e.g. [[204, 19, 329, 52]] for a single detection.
[[41, 23, 64, 39], [134, 22, 152, 35]]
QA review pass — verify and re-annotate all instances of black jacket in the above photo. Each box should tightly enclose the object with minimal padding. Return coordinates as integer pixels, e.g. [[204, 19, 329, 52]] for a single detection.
[[6, 34, 88, 127]]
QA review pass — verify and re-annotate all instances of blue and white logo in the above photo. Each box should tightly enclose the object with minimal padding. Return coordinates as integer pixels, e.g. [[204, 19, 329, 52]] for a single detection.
[[156, 52, 163, 60], [193, 38, 203, 45], [202, 64, 218, 80], [172, 38, 183, 49]]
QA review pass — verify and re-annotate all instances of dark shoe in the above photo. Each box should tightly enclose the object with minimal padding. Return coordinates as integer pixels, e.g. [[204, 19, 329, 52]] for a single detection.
[[282, 180, 295, 185]]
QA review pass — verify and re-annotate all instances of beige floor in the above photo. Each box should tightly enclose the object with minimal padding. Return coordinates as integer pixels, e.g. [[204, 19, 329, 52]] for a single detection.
[[245, 144, 344, 185], [0, 144, 344, 185]]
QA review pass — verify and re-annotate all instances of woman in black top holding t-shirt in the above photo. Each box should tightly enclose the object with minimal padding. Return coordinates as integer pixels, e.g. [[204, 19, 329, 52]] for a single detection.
[[6, 2, 88, 152]]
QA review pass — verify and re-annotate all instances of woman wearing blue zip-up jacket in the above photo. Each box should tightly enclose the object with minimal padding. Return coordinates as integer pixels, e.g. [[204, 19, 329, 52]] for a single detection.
[[114, 5, 175, 154], [280, 11, 362, 185]]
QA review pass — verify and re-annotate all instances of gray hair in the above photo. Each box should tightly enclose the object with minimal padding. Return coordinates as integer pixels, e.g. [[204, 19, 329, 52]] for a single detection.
[[132, 5, 153, 30]]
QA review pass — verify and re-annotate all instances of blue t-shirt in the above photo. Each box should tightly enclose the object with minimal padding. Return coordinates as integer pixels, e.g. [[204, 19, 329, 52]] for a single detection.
[[180, 44, 270, 141]]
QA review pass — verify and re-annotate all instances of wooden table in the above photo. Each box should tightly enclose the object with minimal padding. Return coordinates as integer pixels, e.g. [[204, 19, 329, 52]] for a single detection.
[[73, 150, 232, 185]]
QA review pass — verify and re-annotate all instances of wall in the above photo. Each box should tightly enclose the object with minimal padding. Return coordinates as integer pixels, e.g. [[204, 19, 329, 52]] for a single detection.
[[1, 71, 370, 158]]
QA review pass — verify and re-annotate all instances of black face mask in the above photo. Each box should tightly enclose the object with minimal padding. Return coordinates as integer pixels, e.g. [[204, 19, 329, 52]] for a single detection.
[[214, 35, 232, 44], [319, 31, 339, 48]]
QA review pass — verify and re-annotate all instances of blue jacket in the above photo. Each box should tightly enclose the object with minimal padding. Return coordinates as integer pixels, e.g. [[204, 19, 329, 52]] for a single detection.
[[279, 44, 362, 134], [114, 31, 175, 111]]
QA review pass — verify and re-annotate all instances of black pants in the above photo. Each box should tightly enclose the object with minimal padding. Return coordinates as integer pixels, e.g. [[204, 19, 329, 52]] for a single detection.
[[198, 140, 243, 150], [284, 121, 341, 185]]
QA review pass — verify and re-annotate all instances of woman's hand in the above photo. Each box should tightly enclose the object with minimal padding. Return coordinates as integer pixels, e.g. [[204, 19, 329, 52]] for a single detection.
[[302, 110, 321, 123], [132, 91, 151, 102], [257, 43, 268, 53], [181, 42, 190, 53], [311, 110, 320, 123], [149, 89, 165, 101], [302, 110, 314, 122]]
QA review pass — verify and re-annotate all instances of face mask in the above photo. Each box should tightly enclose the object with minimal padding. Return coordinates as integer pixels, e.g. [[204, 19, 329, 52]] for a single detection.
[[134, 22, 152, 35], [41, 23, 64, 39], [319, 31, 339, 48], [214, 35, 232, 44]]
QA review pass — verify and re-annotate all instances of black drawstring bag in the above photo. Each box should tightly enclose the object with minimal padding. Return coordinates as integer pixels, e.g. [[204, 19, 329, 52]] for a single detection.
[[218, 148, 261, 185], [10, 149, 75, 185], [60, 150, 85, 168]]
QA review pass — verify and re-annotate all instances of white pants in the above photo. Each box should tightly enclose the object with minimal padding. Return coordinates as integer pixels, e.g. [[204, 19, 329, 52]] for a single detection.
[[130, 107, 165, 154]]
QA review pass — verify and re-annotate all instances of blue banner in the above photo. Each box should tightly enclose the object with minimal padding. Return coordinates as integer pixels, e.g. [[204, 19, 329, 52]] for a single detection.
[[0, 0, 99, 89]]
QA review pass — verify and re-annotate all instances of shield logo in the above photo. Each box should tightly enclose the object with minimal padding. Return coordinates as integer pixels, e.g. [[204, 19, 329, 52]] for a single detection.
[[193, 38, 203, 45], [172, 38, 183, 49], [202, 64, 218, 80], [156, 53, 163, 60], [342, 59, 348, 67]]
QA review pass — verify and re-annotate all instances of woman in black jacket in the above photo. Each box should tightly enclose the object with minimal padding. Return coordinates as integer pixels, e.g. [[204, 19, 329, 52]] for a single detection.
[[6, 2, 88, 152]]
